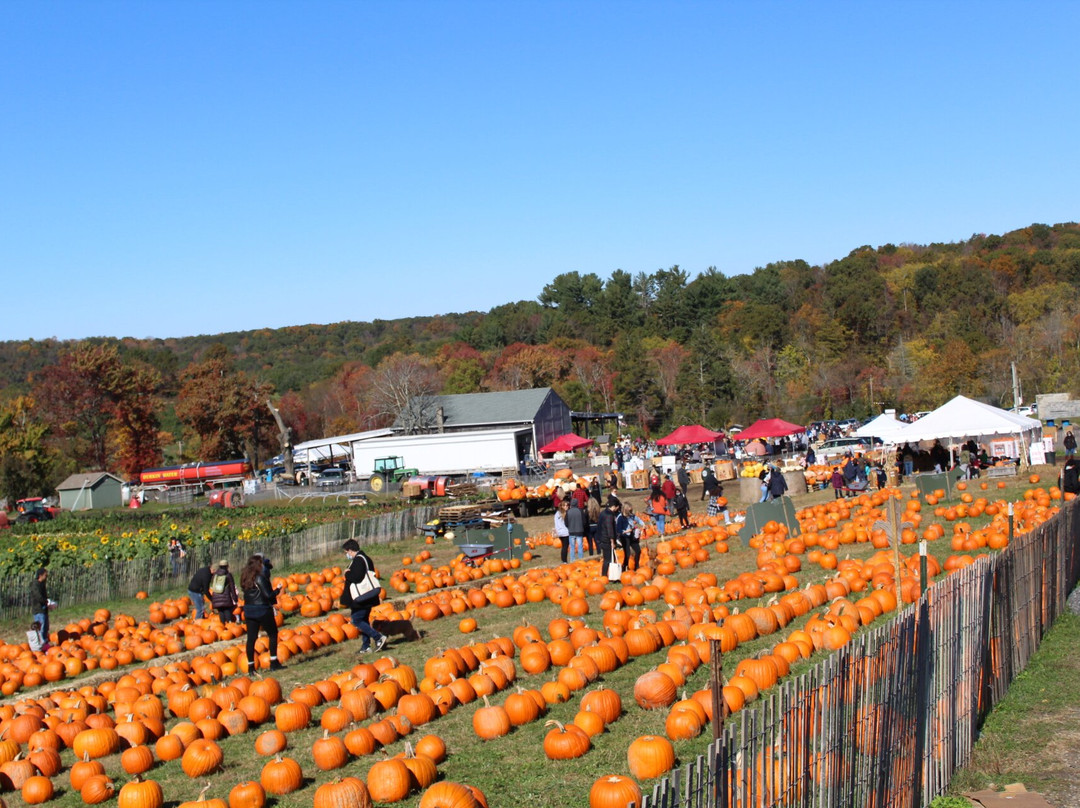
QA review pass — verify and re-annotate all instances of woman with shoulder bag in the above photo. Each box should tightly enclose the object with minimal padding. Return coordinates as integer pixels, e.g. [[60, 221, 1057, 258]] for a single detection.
[[241, 555, 283, 671], [616, 504, 644, 571], [553, 501, 570, 563], [343, 539, 387, 654]]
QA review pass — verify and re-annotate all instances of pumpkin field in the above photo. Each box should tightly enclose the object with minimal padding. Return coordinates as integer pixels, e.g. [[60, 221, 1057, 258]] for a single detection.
[[0, 471, 1069, 808]]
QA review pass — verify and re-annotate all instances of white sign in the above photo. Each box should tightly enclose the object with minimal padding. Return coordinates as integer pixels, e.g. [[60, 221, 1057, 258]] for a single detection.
[[1029, 443, 1046, 465], [991, 439, 1018, 458]]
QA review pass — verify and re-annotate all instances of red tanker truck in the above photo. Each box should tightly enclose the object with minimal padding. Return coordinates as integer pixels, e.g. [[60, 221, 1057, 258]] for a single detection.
[[139, 459, 253, 488]]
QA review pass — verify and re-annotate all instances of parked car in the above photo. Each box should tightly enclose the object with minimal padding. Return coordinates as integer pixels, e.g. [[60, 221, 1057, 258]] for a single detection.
[[315, 468, 345, 488], [817, 436, 881, 462]]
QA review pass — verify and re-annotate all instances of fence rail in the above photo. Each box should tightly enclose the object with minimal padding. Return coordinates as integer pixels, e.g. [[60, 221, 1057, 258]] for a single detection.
[[0, 505, 437, 621], [641, 497, 1080, 808]]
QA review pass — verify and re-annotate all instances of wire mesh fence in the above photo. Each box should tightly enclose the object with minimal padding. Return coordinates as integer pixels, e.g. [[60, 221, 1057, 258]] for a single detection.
[[640, 497, 1080, 808], [0, 505, 437, 620]]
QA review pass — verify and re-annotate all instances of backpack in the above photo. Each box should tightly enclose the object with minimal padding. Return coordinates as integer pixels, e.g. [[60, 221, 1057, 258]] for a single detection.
[[210, 572, 229, 595]]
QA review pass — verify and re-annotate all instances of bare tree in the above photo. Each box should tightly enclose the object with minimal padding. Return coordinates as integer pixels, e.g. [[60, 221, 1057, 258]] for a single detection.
[[266, 399, 294, 480], [372, 353, 441, 434]]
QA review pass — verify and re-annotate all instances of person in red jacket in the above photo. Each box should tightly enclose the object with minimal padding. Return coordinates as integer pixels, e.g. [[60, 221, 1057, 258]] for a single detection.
[[661, 474, 677, 501]]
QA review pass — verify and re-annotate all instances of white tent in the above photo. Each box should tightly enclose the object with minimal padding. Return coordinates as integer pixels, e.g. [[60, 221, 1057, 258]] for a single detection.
[[854, 412, 906, 440], [892, 395, 1041, 444]]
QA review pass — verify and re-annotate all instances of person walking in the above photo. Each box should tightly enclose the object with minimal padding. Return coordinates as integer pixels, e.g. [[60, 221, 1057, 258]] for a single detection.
[[1065, 430, 1077, 457], [672, 488, 691, 529], [616, 504, 645, 571], [554, 501, 570, 563], [342, 539, 388, 654], [187, 563, 212, 620], [30, 568, 55, 641], [596, 495, 620, 575], [759, 466, 771, 502], [677, 465, 690, 498], [648, 485, 668, 536], [585, 497, 600, 557], [661, 474, 677, 502], [168, 538, 185, 576], [565, 499, 586, 562], [831, 467, 845, 500], [208, 559, 239, 623], [240, 555, 284, 671], [902, 444, 915, 477]]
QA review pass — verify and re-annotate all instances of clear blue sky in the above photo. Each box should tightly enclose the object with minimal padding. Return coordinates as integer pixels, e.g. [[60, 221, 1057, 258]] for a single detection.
[[2, 1, 1077, 342]]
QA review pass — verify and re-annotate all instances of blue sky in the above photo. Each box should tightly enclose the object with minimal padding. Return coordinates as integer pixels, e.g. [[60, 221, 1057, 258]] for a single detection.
[[2, 1, 1077, 341]]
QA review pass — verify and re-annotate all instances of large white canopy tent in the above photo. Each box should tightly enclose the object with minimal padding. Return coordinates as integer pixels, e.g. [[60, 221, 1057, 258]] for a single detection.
[[854, 412, 906, 440], [890, 395, 1041, 461]]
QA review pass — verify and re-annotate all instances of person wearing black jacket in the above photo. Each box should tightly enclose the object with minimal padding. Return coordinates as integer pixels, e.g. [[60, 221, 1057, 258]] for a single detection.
[[187, 564, 212, 620], [240, 555, 283, 671], [673, 489, 691, 529], [677, 465, 690, 497], [342, 539, 387, 653], [701, 468, 721, 501], [595, 496, 620, 570]]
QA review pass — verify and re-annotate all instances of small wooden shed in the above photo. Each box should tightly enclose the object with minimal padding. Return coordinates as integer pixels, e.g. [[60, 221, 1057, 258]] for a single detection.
[[57, 472, 125, 511]]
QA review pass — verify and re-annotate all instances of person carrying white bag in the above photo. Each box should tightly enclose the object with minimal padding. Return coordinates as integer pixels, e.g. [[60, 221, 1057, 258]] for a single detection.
[[342, 539, 387, 654], [596, 495, 622, 581]]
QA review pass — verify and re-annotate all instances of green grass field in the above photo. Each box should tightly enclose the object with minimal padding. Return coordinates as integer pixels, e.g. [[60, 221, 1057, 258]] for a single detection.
[[0, 468, 1066, 808]]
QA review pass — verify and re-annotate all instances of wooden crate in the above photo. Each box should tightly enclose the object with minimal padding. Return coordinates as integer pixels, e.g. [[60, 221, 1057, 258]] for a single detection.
[[401, 482, 423, 499], [715, 460, 737, 481]]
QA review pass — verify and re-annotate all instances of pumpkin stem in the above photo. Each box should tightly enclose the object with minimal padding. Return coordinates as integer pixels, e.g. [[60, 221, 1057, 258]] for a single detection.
[[544, 720, 565, 730]]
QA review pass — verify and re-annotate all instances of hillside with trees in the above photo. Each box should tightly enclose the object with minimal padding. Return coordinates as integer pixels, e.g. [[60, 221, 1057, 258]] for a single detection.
[[2, 221, 1079, 500]]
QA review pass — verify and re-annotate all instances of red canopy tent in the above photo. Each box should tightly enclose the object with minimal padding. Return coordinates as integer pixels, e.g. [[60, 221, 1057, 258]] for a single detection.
[[539, 433, 595, 454], [732, 418, 805, 441], [655, 424, 724, 446]]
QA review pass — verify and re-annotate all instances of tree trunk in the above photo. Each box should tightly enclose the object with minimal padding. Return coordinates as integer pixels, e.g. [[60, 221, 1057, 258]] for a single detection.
[[266, 400, 294, 479]]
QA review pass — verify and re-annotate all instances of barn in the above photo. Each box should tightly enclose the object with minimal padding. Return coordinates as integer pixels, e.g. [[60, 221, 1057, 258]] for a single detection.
[[57, 472, 125, 511]]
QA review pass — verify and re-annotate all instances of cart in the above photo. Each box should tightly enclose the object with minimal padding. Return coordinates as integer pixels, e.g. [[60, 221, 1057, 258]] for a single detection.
[[458, 543, 495, 567]]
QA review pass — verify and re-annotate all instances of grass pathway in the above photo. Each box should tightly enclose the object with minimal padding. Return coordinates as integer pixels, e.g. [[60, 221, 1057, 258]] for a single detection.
[[948, 610, 1080, 807]]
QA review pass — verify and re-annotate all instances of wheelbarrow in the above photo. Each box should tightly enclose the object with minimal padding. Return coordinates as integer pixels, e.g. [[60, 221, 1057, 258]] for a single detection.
[[458, 543, 495, 567]]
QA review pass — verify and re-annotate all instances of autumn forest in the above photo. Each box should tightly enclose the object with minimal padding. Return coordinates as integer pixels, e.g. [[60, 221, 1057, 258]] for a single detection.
[[2, 221, 1079, 500]]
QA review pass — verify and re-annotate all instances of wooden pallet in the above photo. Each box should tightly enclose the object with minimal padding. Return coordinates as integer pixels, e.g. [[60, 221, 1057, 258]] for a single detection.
[[437, 501, 495, 521], [445, 483, 478, 498]]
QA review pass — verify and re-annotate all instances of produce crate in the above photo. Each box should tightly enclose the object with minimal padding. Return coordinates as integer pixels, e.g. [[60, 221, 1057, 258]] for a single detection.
[[715, 460, 737, 481]]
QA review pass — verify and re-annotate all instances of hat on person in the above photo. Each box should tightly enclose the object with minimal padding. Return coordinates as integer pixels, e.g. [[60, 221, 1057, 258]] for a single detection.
[[218, 559, 229, 567]]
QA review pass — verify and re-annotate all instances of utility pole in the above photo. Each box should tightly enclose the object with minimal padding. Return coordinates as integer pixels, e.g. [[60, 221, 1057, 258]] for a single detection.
[[1011, 362, 1021, 410]]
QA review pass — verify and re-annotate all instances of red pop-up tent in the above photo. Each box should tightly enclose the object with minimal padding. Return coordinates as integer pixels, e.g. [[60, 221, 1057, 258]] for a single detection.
[[733, 418, 805, 441], [539, 433, 595, 454], [655, 424, 724, 446]]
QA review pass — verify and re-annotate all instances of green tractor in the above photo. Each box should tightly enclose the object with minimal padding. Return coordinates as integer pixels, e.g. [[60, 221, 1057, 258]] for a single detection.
[[368, 456, 418, 493]]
